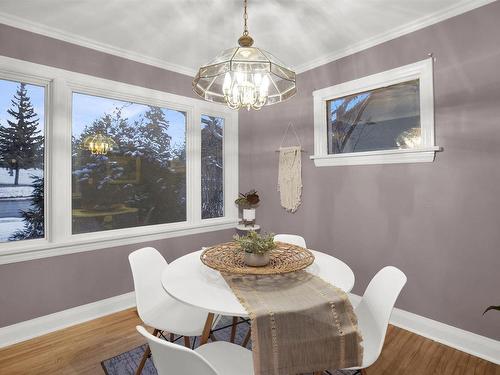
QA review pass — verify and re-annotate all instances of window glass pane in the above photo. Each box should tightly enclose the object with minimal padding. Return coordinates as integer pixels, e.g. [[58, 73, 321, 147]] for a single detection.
[[327, 79, 420, 154], [0, 79, 45, 242], [201, 115, 224, 219], [72, 93, 186, 234]]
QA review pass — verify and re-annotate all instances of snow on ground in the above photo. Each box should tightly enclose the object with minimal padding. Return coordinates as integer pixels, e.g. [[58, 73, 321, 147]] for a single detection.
[[0, 168, 43, 185], [0, 168, 41, 198], [0, 186, 33, 198], [0, 199, 31, 218], [0, 217, 24, 242]]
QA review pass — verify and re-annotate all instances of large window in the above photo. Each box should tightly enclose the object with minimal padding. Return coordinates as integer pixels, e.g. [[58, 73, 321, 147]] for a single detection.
[[72, 93, 187, 234], [0, 56, 238, 264], [0, 79, 45, 243], [312, 59, 439, 166]]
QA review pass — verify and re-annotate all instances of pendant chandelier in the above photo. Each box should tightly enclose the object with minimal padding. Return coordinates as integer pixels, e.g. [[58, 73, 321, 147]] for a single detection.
[[193, 0, 297, 110], [83, 133, 117, 155]]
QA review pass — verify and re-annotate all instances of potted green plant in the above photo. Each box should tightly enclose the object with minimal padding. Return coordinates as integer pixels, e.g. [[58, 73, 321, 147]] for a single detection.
[[234, 231, 276, 267], [235, 189, 260, 225]]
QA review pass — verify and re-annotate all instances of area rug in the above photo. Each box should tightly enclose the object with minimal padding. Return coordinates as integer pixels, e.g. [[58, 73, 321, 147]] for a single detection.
[[101, 317, 356, 375]]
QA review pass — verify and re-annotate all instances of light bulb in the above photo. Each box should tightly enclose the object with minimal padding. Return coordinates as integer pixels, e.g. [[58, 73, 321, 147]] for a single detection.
[[232, 85, 239, 102], [260, 75, 269, 97], [253, 73, 262, 86], [236, 72, 244, 84], [223, 72, 232, 94], [243, 87, 253, 106]]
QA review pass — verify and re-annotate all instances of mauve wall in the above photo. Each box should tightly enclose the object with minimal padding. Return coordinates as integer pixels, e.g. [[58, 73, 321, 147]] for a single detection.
[[0, 24, 194, 98], [239, 2, 500, 340], [0, 23, 234, 327]]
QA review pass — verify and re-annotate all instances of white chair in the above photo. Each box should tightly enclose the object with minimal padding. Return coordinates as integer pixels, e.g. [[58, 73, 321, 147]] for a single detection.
[[273, 233, 307, 248], [129, 247, 213, 375], [342, 266, 407, 375], [137, 325, 254, 375]]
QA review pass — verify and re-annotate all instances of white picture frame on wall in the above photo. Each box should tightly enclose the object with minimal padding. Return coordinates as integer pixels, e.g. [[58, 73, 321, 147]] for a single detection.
[[311, 58, 440, 167]]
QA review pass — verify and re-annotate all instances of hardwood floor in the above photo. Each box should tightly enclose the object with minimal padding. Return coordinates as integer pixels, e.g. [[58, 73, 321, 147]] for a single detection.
[[0, 308, 498, 375]]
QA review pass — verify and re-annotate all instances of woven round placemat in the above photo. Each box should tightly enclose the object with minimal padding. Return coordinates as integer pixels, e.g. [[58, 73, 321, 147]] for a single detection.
[[200, 241, 315, 275]]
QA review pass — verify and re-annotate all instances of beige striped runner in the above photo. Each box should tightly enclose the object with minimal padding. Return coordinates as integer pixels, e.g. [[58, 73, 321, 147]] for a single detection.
[[223, 270, 363, 375]]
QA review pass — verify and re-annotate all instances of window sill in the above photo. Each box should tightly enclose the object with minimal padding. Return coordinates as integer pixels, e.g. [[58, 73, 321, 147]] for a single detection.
[[0, 219, 238, 265], [310, 146, 442, 167]]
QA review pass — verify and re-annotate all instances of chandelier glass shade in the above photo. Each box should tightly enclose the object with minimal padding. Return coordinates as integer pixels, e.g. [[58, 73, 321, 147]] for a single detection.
[[193, 0, 296, 110], [396, 127, 421, 149], [83, 133, 117, 155]]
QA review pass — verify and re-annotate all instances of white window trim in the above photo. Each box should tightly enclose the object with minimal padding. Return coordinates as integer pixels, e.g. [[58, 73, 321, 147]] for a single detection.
[[0, 56, 238, 265], [311, 58, 440, 167]]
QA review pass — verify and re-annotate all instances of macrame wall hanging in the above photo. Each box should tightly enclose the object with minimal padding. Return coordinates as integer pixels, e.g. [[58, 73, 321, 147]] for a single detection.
[[276, 123, 304, 213]]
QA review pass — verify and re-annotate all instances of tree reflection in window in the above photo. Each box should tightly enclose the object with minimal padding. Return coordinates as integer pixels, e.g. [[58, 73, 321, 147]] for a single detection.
[[201, 115, 224, 219], [327, 80, 420, 154], [72, 93, 186, 234]]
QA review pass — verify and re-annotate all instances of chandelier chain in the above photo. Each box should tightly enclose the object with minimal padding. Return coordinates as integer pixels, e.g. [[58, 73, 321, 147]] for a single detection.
[[243, 0, 249, 36]]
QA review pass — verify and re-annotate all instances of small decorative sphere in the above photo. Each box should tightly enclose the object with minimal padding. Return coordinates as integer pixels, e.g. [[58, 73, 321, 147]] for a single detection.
[[238, 35, 254, 47]]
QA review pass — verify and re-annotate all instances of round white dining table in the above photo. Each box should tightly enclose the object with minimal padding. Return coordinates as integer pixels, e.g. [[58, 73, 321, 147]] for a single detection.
[[161, 249, 355, 318]]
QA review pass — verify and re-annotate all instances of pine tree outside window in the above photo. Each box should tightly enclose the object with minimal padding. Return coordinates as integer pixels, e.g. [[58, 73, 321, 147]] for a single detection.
[[0, 79, 45, 242]]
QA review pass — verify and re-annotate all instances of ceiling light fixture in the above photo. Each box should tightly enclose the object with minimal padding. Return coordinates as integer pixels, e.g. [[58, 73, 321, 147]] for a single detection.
[[193, 0, 297, 111]]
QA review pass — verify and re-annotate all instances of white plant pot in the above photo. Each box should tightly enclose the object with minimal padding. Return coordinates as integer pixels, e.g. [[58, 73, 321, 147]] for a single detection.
[[244, 252, 270, 267], [242, 208, 256, 222]]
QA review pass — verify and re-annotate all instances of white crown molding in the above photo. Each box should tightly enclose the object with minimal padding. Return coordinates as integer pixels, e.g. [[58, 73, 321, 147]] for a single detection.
[[0, 12, 197, 77], [0, 292, 135, 349], [293, 0, 497, 74], [0, 0, 495, 77], [349, 294, 500, 365]]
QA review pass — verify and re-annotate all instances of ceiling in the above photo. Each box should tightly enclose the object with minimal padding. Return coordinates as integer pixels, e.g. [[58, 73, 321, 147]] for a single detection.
[[0, 0, 494, 76]]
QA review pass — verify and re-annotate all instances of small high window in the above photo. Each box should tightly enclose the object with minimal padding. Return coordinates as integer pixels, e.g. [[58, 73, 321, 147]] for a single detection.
[[312, 59, 440, 166]]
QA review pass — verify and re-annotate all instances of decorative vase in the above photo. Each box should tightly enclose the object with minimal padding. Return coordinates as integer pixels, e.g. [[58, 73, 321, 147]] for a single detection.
[[244, 252, 270, 267], [242, 208, 256, 225]]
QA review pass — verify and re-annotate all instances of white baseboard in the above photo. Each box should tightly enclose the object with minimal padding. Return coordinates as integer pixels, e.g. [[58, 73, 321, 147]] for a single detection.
[[0, 291, 498, 365], [349, 293, 500, 365], [0, 292, 136, 348]]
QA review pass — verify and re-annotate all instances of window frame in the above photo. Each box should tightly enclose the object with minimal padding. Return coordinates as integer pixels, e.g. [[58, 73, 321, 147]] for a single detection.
[[311, 58, 440, 167], [0, 56, 238, 265], [0, 69, 51, 249]]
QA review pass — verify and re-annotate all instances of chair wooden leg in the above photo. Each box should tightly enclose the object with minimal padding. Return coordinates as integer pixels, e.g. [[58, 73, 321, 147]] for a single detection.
[[136, 329, 159, 375], [135, 345, 151, 375], [230, 316, 238, 343], [242, 328, 251, 348], [200, 313, 215, 345], [184, 336, 191, 348]]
